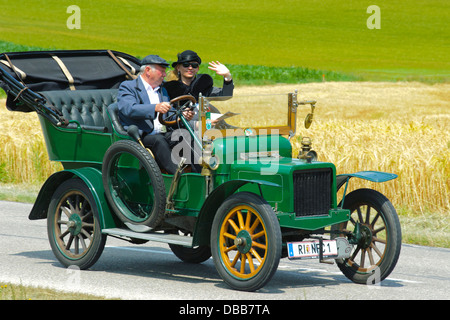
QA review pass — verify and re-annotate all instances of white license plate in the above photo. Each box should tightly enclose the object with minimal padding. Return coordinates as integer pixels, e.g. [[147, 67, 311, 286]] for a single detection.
[[288, 240, 338, 260]]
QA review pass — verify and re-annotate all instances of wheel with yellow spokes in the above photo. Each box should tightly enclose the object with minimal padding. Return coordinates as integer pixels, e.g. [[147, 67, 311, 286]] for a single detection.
[[211, 192, 281, 291]]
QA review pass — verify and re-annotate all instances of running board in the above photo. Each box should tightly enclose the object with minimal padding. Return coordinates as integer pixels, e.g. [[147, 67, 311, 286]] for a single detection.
[[102, 228, 193, 247]]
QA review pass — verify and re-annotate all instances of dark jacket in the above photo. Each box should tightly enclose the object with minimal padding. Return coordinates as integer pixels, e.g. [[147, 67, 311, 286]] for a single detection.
[[163, 74, 234, 101], [117, 77, 171, 135]]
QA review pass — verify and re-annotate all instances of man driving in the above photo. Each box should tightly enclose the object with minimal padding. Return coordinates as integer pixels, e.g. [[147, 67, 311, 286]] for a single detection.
[[117, 54, 194, 174]]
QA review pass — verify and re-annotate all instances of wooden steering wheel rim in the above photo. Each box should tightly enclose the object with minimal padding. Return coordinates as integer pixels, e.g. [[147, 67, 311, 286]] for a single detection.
[[158, 95, 197, 126]]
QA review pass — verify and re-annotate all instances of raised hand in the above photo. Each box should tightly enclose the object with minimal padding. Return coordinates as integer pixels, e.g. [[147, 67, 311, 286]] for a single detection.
[[208, 61, 232, 81]]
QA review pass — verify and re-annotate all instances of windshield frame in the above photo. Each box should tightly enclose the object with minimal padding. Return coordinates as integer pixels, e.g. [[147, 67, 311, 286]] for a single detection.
[[198, 91, 299, 142]]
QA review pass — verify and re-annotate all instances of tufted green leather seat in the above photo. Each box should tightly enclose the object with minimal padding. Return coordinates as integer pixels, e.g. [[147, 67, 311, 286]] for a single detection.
[[39, 89, 118, 132]]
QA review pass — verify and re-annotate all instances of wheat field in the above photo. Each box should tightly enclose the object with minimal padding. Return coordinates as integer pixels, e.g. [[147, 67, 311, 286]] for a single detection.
[[1, 82, 449, 221]]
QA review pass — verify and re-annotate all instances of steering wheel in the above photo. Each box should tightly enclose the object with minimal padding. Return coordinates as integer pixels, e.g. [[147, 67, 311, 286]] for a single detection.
[[158, 95, 197, 127]]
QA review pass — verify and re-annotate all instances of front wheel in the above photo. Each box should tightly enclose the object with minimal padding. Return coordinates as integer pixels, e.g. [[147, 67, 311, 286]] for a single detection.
[[211, 192, 282, 291], [332, 188, 402, 284]]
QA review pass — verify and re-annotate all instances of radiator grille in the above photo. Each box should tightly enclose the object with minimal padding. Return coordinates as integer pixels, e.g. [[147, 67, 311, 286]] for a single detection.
[[293, 168, 332, 217]]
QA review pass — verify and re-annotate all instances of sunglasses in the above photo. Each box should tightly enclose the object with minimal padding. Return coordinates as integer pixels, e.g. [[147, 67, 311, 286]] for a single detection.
[[181, 62, 199, 68]]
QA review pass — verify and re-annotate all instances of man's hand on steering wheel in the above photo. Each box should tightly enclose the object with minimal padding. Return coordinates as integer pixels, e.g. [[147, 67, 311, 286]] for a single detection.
[[155, 102, 171, 114], [158, 95, 197, 126]]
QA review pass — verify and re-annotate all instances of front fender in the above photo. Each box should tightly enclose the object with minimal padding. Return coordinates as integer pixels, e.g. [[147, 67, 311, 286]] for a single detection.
[[192, 179, 281, 246], [336, 170, 398, 191], [29, 167, 115, 229]]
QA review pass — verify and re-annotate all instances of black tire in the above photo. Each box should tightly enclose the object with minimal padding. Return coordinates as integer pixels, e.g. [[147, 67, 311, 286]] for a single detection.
[[102, 140, 166, 229], [169, 243, 212, 264], [47, 179, 106, 269], [167, 230, 211, 263], [333, 188, 402, 284], [210, 192, 282, 291]]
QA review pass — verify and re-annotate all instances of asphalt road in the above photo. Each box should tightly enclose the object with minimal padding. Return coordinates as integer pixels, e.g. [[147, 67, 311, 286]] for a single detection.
[[1, 200, 449, 301]]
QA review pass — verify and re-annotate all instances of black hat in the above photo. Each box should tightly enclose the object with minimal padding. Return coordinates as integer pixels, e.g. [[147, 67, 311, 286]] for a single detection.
[[141, 55, 169, 67], [171, 50, 201, 67]]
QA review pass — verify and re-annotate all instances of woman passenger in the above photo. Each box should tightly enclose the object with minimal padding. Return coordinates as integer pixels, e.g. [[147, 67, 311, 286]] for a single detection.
[[163, 50, 234, 101]]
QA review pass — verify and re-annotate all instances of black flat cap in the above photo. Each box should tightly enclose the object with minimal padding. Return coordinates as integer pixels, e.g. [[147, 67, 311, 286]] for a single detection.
[[141, 55, 169, 67]]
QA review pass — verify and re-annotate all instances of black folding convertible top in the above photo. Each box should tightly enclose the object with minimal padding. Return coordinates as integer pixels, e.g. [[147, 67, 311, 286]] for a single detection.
[[0, 50, 140, 113]]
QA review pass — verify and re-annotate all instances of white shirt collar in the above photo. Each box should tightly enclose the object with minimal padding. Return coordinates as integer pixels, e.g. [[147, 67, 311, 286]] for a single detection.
[[140, 75, 160, 93]]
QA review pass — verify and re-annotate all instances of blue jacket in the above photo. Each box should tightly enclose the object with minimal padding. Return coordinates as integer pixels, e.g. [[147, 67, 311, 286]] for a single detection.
[[117, 77, 171, 135]]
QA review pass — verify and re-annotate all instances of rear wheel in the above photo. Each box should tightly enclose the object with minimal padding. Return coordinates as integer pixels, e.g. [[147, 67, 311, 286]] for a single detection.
[[333, 188, 402, 284], [47, 179, 106, 269], [211, 192, 281, 291]]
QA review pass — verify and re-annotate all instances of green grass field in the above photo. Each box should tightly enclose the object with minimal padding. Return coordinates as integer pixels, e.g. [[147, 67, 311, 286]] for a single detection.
[[0, 0, 448, 81], [0, 39, 358, 89]]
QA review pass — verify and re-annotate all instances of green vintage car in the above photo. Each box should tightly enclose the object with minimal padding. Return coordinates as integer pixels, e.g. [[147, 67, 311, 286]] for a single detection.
[[0, 50, 401, 291]]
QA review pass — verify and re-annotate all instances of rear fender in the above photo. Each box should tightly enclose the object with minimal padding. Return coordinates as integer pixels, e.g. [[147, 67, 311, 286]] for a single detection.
[[192, 179, 281, 246], [29, 168, 115, 229]]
